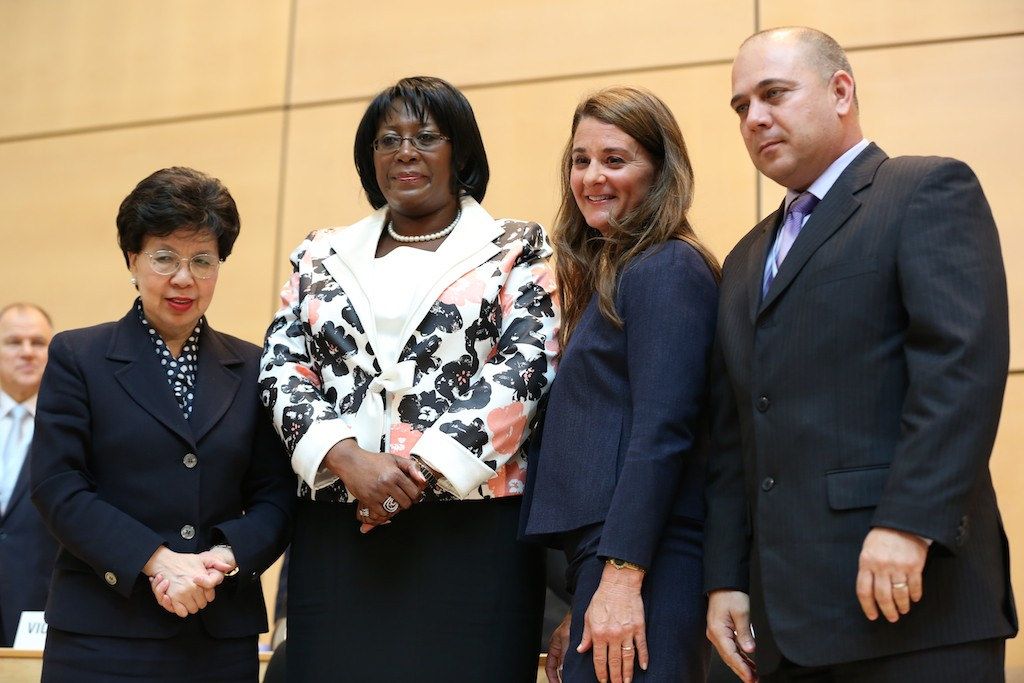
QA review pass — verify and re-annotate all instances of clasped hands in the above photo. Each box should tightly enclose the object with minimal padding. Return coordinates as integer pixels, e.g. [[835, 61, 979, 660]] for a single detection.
[[706, 527, 929, 683], [144, 545, 236, 618], [323, 438, 428, 534]]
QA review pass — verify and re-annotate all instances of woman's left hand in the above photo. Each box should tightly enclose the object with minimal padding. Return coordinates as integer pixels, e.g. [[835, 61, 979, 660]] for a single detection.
[[577, 563, 649, 683]]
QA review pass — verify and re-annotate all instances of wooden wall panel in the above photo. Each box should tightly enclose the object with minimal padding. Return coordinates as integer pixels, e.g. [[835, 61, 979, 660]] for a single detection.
[[991, 374, 1023, 667], [0, 1, 291, 139], [760, 0, 1024, 46], [0, 112, 284, 343], [288, 0, 752, 105]]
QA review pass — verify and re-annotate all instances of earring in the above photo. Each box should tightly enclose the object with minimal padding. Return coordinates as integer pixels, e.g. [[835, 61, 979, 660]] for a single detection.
[[130, 277, 138, 287]]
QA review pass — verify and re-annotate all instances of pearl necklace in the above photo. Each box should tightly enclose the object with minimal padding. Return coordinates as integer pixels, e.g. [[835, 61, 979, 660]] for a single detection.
[[387, 208, 461, 243]]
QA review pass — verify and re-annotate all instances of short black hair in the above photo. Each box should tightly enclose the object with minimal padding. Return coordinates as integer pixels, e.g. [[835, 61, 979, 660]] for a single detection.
[[353, 76, 489, 209], [116, 167, 240, 267]]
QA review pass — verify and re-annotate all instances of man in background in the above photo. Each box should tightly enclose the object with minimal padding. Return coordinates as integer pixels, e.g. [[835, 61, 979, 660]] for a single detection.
[[704, 27, 1015, 682], [0, 302, 57, 647]]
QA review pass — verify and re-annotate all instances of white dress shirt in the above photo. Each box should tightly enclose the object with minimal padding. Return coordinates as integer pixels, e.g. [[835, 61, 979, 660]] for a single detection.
[[0, 390, 37, 515]]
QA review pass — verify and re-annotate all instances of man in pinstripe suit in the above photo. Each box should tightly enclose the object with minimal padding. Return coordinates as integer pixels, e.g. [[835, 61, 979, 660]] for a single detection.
[[704, 27, 1016, 682]]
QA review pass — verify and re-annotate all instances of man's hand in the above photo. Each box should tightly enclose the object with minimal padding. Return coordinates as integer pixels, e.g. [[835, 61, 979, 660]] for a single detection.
[[856, 527, 928, 623], [706, 590, 757, 682]]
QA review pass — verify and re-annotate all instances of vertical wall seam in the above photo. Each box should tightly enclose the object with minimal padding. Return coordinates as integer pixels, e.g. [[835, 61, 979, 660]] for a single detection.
[[269, 0, 300, 322], [754, 0, 762, 223]]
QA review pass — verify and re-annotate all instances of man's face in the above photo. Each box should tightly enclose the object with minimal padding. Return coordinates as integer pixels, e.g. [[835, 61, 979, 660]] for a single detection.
[[0, 307, 52, 402], [730, 34, 848, 191]]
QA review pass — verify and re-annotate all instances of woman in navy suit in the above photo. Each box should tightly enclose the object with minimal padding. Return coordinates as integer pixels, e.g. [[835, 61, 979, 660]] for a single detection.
[[31, 167, 294, 682], [521, 88, 720, 682]]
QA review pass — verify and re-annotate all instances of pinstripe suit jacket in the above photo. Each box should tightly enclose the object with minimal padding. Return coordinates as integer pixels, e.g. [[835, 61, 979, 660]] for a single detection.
[[704, 143, 1017, 671]]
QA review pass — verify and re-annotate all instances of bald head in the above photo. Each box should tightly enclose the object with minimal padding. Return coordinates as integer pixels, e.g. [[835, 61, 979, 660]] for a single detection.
[[730, 26, 862, 190], [743, 27, 858, 107]]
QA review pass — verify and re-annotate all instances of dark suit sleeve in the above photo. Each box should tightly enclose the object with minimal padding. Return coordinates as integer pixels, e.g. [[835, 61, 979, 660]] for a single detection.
[[703, 325, 751, 593], [211, 405, 294, 582], [871, 159, 1008, 551], [596, 243, 718, 569], [30, 333, 166, 598]]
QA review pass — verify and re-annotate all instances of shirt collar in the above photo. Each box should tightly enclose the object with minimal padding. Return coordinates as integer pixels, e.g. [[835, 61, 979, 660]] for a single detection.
[[0, 389, 37, 419], [785, 138, 871, 211]]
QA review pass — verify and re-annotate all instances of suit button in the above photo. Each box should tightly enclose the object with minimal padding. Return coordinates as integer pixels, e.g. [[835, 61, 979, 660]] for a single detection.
[[761, 477, 775, 491], [756, 396, 770, 412], [180, 524, 196, 540], [183, 453, 198, 469], [104, 571, 118, 586], [0, 531, 7, 540]]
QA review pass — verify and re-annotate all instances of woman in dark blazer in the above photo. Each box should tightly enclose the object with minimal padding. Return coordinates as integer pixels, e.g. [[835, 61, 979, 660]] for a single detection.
[[521, 87, 720, 683], [30, 167, 294, 682]]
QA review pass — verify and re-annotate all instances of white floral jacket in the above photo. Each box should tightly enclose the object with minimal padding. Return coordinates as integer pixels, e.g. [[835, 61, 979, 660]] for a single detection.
[[259, 197, 559, 502]]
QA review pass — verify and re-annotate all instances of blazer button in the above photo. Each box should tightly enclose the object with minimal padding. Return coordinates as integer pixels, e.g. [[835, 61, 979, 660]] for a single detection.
[[761, 476, 776, 491], [104, 571, 118, 586], [183, 453, 198, 469], [180, 524, 196, 540], [756, 396, 770, 412]]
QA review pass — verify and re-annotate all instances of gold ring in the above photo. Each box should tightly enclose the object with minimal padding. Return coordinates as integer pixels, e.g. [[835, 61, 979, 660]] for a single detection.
[[622, 645, 634, 651], [892, 582, 908, 590]]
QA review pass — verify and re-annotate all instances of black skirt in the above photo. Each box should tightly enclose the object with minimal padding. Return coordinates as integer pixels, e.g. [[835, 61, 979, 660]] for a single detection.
[[41, 617, 257, 682], [287, 497, 545, 682]]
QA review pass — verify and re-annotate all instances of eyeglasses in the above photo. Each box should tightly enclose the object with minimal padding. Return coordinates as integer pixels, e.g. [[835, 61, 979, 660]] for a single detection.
[[372, 131, 450, 154], [144, 250, 222, 279]]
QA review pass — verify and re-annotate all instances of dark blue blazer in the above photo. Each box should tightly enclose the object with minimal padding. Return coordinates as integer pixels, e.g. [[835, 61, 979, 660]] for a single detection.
[[30, 308, 294, 639], [521, 240, 718, 569], [0, 434, 58, 646]]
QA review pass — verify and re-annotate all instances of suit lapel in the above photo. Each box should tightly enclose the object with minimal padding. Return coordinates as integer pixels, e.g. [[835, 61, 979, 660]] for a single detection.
[[2, 447, 32, 521], [757, 143, 887, 317], [189, 327, 242, 444], [322, 198, 501, 358], [323, 208, 386, 353], [396, 198, 500, 345], [109, 310, 195, 447], [747, 204, 784, 324]]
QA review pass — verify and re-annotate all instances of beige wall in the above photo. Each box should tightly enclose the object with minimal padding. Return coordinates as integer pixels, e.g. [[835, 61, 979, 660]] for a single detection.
[[2, 0, 1021, 668]]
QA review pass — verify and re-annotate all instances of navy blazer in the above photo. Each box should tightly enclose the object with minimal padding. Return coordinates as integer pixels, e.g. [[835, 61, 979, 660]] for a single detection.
[[521, 240, 718, 569], [0, 433, 58, 646], [30, 308, 294, 639]]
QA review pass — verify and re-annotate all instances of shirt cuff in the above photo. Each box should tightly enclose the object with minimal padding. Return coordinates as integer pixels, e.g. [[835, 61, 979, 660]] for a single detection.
[[411, 429, 496, 499], [291, 419, 355, 490]]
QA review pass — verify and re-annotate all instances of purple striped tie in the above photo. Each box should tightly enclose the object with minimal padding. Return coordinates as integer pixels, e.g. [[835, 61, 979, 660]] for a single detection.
[[764, 191, 820, 295]]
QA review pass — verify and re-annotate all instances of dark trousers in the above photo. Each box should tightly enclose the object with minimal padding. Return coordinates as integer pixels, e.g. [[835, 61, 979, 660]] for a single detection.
[[560, 517, 709, 683], [763, 638, 1005, 683]]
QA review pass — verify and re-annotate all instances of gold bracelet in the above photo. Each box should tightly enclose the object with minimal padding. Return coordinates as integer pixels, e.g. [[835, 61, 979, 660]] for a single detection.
[[606, 557, 646, 573]]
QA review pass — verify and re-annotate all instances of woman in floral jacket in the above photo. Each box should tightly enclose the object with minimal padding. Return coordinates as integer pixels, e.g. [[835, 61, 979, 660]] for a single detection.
[[260, 76, 559, 681]]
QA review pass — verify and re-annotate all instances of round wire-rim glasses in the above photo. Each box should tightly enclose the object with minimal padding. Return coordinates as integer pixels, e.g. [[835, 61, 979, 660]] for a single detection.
[[143, 250, 222, 279]]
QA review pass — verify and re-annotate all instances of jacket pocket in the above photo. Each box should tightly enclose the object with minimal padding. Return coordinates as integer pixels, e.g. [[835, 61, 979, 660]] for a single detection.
[[805, 258, 878, 289], [825, 464, 890, 510]]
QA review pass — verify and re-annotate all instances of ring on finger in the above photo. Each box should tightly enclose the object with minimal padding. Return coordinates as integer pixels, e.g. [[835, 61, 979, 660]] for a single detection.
[[382, 496, 400, 514], [892, 581, 908, 590], [358, 507, 370, 518], [622, 645, 634, 651]]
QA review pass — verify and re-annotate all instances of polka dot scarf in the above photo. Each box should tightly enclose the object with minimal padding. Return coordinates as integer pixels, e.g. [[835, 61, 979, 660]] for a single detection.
[[135, 299, 202, 420]]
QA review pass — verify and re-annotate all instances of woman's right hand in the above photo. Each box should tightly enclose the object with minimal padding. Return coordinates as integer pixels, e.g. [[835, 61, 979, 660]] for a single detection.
[[144, 547, 226, 618], [324, 439, 426, 520], [546, 610, 572, 682]]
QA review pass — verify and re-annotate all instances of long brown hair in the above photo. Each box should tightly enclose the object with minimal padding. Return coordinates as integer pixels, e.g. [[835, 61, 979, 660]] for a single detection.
[[553, 86, 721, 349]]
